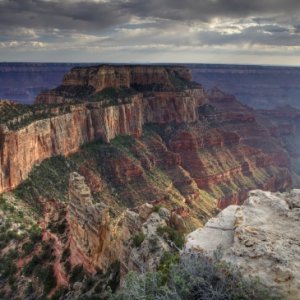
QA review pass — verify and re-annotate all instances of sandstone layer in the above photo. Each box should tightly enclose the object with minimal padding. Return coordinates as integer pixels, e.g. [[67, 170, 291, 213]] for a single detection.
[[185, 189, 300, 299], [0, 65, 293, 207], [35, 65, 194, 104]]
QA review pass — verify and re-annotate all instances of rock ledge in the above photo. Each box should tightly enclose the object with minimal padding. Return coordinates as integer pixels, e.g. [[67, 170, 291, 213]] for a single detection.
[[185, 189, 300, 299]]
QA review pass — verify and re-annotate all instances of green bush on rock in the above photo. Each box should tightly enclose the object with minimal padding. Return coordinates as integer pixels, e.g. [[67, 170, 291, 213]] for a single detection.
[[132, 232, 145, 248], [112, 252, 281, 300]]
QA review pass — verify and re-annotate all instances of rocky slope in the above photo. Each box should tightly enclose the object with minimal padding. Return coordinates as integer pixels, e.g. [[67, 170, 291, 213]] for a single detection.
[[185, 189, 300, 299], [256, 105, 300, 187], [68, 172, 180, 275]]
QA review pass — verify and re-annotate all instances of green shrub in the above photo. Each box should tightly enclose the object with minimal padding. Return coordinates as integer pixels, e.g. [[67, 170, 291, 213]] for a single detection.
[[157, 225, 185, 249], [132, 232, 145, 248], [29, 225, 42, 242], [48, 220, 66, 234], [51, 287, 67, 300], [83, 276, 96, 293], [0, 254, 17, 278], [111, 135, 135, 148], [64, 260, 71, 273], [158, 252, 179, 283], [112, 253, 281, 300], [8, 274, 16, 286], [6, 249, 19, 260], [153, 205, 161, 213], [70, 265, 85, 283], [61, 247, 70, 261], [23, 255, 41, 276], [37, 264, 56, 294], [22, 241, 35, 255], [6, 230, 21, 241], [25, 282, 34, 297]]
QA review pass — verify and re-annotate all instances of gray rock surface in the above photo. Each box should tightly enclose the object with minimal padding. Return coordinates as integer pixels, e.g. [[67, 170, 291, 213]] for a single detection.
[[185, 189, 300, 300]]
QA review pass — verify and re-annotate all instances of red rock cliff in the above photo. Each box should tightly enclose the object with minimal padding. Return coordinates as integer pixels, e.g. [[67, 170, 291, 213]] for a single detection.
[[61, 65, 192, 91], [0, 66, 292, 206], [0, 65, 206, 193]]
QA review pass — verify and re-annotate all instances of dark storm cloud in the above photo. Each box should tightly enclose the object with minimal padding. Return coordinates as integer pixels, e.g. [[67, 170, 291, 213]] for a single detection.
[[1, 0, 300, 63], [1, 0, 300, 31], [124, 0, 300, 22], [260, 25, 290, 33], [0, 0, 130, 31]]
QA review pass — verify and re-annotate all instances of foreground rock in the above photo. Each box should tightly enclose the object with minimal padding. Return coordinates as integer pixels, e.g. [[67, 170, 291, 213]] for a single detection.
[[185, 189, 300, 299]]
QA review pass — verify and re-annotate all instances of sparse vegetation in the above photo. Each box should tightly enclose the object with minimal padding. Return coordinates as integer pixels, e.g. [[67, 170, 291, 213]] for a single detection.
[[112, 252, 280, 300], [54, 84, 95, 99], [0, 101, 74, 130], [36, 264, 57, 294], [22, 241, 35, 255], [23, 255, 40, 276], [111, 134, 136, 148], [157, 225, 185, 249], [0, 250, 18, 279], [70, 265, 85, 283], [132, 232, 145, 248], [89, 87, 137, 105], [14, 155, 77, 212], [28, 225, 42, 242], [158, 252, 179, 283]]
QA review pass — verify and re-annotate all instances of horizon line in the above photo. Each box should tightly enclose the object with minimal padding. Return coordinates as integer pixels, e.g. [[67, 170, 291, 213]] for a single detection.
[[1, 61, 300, 68]]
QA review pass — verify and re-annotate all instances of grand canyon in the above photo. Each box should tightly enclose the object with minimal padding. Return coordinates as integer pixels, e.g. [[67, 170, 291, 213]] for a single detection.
[[0, 63, 299, 299]]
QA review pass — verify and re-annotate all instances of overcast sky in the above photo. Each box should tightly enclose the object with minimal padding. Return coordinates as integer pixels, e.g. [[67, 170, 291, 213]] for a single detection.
[[1, 0, 300, 65]]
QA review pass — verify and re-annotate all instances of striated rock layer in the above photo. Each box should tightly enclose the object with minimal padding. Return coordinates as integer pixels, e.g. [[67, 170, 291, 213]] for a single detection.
[[0, 100, 144, 192], [35, 64, 194, 104], [0, 65, 293, 205], [255, 105, 300, 187], [185, 189, 300, 300]]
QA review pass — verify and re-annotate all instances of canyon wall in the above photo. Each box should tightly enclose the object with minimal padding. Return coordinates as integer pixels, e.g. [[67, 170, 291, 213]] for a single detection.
[[68, 172, 112, 272], [61, 65, 192, 91], [0, 98, 144, 192], [0, 65, 293, 206]]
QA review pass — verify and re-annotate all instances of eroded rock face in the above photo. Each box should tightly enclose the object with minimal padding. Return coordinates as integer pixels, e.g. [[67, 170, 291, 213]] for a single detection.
[[0, 65, 206, 193], [36, 65, 193, 102], [68, 172, 111, 272], [0, 65, 293, 209], [185, 189, 300, 299], [0, 98, 145, 192], [68, 172, 173, 275]]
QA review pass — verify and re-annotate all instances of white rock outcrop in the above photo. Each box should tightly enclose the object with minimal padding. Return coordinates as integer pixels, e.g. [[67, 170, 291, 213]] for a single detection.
[[185, 189, 300, 300]]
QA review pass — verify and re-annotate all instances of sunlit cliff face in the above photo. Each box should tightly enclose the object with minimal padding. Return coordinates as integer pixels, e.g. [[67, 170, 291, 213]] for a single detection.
[[1, 0, 300, 64]]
